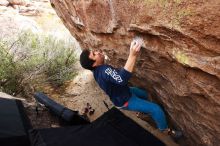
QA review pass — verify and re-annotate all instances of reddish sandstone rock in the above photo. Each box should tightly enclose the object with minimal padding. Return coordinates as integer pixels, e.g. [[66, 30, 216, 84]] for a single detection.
[[50, 0, 220, 146], [7, 0, 29, 6]]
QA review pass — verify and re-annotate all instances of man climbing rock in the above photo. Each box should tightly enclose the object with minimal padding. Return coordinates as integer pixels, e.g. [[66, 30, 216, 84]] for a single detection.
[[79, 37, 182, 139]]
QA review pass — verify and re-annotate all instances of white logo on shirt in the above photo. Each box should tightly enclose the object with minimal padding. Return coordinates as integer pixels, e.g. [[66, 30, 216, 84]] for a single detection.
[[105, 68, 123, 83]]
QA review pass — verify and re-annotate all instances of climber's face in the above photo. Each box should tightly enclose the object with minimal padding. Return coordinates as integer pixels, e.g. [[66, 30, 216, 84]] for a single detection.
[[89, 49, 105, 67]]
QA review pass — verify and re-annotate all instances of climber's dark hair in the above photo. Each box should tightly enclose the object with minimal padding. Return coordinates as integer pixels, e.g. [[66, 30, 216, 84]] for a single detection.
[[80, 49, 95, 70]]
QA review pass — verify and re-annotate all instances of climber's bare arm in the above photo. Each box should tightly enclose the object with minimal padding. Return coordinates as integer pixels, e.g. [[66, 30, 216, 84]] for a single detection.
[[124, 38, 143, 73]]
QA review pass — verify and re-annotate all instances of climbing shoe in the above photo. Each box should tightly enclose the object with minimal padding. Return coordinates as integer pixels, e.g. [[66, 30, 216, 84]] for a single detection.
[[167, 128, 183, 139]]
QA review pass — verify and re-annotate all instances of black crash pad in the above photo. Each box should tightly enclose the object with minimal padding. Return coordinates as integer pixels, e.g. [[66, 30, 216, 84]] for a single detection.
[[0, 98, 31, 146], [29, 107, 165, 146]]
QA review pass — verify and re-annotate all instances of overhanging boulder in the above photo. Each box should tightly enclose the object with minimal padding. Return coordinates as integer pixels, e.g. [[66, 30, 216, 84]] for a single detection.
[[50, 0, 220, 145]]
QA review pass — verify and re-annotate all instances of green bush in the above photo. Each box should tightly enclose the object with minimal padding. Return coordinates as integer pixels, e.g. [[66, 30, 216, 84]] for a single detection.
[[0, 30, 77, 96], [0, 41, 24, 95]]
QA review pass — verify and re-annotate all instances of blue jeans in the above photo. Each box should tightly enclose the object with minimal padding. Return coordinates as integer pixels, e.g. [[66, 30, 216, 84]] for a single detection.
[[122, 87, 168, 131]]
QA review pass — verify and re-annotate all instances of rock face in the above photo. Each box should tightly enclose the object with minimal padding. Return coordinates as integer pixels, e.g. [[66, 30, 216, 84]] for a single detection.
[[7, 0, 29, 6], [50, 0, 220, 146]]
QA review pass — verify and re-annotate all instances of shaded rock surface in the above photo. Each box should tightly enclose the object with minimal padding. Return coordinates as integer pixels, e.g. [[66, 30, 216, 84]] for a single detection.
[[51, 0, 220, 146]]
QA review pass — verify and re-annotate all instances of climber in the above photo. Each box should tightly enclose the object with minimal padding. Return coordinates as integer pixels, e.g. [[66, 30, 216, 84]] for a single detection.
[[79, 37, 182, 138]]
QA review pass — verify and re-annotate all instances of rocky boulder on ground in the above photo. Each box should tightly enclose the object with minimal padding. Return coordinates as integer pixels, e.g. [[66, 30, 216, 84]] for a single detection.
[[0, 0, 9, 6], [0, 13, 40, 39], [7, 0, 30, 6], [50, 0, 220, 146]]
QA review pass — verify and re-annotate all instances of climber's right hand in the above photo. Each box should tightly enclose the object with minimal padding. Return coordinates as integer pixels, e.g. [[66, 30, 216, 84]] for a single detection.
[[129, 37, 143, 56]]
